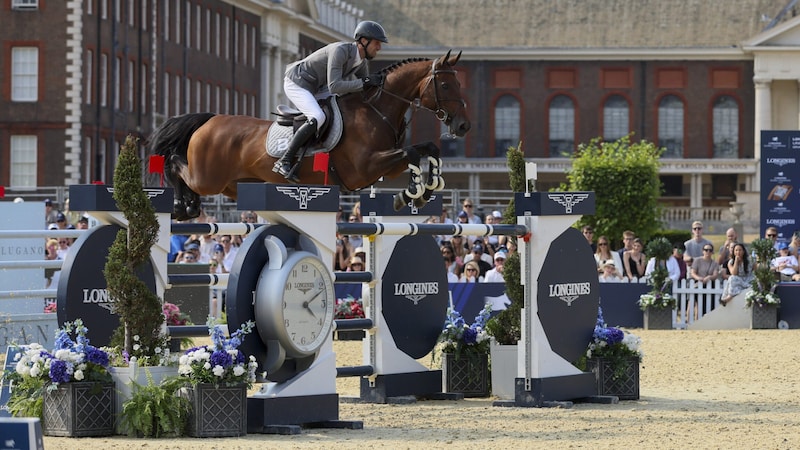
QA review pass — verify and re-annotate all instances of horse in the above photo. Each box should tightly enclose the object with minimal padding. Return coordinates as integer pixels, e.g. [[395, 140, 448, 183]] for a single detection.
[[148, 50, 471, 221]]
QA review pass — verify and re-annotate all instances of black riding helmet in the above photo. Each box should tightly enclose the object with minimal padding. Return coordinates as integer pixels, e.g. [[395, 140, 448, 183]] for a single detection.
[[353, 20, 388, 43]]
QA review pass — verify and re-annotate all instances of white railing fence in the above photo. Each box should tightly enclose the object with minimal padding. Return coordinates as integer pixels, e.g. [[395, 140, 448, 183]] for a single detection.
[[671, 278, 726, 328]]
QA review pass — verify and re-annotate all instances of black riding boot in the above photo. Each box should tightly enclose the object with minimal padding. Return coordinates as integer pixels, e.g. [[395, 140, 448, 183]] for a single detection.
[[273, 118, 318, 182]]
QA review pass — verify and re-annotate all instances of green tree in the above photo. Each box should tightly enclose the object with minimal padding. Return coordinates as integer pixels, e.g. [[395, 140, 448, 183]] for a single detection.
[[104, 135, 165, 360], [560, 135, 664, 249]]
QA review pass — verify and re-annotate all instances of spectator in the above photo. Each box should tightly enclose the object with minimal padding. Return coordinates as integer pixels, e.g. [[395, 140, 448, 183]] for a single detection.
[[717, 227, 738, 265], [353, 246, 366, 262], [622, 238, 647, 281], [789, 231, 800, 258], [185, 241, 206, 263], [691, 243, 720, 319], [720, 243, 754, 306], [179, 252, 198, 264], [441, 244, 459, 275], [672, 243, 689, 280], [617, 230, 636, 259], [772, 242, 800, 281], [210, 243, 228, 274], [348, 256, 365, 272], [53, 212, 69, 230], [582, 225, 596, 252], [76, 215, 90, 230], [346, 214, 364, 249], [484, 212, 502, 253], [240, 210, 258, 224], [483, 250, 507, 283], [684, 221, 712, 259], [443, 253, 459, 283], [599, 260, 623, 282], [218, 235, 238, 272], [351, 201, 362, 223], [459, 260, 483, 283], [44, 199, 59, 226], [645, 252, 680, 284], [719, 240, 738, 280], [440, 207, 454, 225], [449, 235, 468, 268], [55, 237, 71, 260], [334, 233, 352, 271], [463, 243, 493, 277], [594, 235, 622, 273], [765, 226, 780, 251], [461, 198, 482, 225]]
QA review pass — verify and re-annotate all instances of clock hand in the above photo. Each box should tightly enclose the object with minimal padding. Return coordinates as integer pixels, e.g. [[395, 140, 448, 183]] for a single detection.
[[302, 300, 318, 319]]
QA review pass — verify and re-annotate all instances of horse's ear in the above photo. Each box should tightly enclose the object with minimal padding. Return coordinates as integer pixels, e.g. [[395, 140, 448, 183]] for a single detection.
[[439, 50, 452, 67], [449, 50, 462, 66]]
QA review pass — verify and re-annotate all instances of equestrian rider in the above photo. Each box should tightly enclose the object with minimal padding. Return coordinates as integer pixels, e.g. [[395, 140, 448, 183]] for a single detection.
[[273, 20, 388, 182]]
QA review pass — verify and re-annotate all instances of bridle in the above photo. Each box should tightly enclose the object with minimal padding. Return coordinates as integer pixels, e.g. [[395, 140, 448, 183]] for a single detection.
[[364, 59, 466, 144]]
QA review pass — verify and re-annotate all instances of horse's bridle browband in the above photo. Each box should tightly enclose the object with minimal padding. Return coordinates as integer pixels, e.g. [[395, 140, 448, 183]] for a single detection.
[[365, 59, 465, 146]]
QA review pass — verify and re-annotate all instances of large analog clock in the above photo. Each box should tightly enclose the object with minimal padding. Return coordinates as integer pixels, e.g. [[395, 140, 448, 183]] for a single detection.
[[255, 234, 335, 372]]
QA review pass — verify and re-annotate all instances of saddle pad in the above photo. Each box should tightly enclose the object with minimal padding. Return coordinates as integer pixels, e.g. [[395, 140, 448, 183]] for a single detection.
[[266, 97, 344, 158]]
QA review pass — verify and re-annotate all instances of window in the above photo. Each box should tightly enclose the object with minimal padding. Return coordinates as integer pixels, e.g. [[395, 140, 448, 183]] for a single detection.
[[548, 95, 575, 156], [603, 95, 628, 141], [11, 47, 38, 102], [140, 63, 147, 113], [174, 75, 180, 115], [127, 60, 135, 111], [494, 95, 520, 155], [10, 136, 37, 187], [114, 57, 121, 108], [174, 0, 180, 44], [100, 53, 108, 106], [658, 95, 684, 158], [163, 72, 169, 115], [11, 0, 39, 10], [85, 50, 93, 104], [713, 96, 739, 158], [215, 13, 220, 57], [195, 5, 201, 50], [224, 17, 230, 60]]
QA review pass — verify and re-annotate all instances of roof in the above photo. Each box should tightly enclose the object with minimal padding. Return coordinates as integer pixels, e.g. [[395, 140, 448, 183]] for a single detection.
[[350, 0, 797, 50]]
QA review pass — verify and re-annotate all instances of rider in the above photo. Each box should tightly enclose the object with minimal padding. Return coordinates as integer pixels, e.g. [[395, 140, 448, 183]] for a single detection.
[[273, 20, 388, 182]]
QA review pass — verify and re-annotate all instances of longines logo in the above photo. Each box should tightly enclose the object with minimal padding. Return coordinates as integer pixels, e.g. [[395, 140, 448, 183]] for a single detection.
[[105, 187, 167, 199], [276, 186, 331, 209], [393, 281, 439, 305], [293, 282, 315, 294], [766, 157, 795, 167], [766, 218, 796, 227], [83, 288, 115, 312], [548, 282, 591, 306], [548, 193, 589, 214]]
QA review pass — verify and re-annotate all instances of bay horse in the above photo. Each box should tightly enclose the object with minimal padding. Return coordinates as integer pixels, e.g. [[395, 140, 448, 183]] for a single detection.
[[148, 50, 471, 221]]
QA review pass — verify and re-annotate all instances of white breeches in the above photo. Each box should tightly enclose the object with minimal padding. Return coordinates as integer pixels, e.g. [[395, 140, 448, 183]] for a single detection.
[[284, 77, 328, 129]]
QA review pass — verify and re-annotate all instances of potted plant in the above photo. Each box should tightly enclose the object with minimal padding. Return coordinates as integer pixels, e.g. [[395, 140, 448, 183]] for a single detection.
[[580, 306, 643, 400], [746, 238, 780, 329], [103, 136, 178, 429], [334, 295, 366, 340], [437, 303, 492, 397], [638, 236, 675, 329], [7, 319, 115, 437], [176, 318, 258, 437], [118, 373, 189, 437], [485, 144, 526, 399]]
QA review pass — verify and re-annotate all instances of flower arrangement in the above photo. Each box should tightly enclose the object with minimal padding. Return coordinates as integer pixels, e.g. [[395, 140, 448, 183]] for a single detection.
[[583, 307, 643, 380], [637, 291, 675, 310], [746, 238, 780, 308], [6, 319, 112, 419], [43, 301, 57, 314], [163, 302, 192, 326], [335, 295, 365, 319], [639, 237, 676, 310], [178, 318, 259, 387], [437, 303, 492, 359]]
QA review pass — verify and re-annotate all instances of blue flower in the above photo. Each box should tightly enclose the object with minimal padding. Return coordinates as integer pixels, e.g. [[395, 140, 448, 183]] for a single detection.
[[209, 350, 233, 368], [85, 346, 109, 367], [49, 360, 71, 384]]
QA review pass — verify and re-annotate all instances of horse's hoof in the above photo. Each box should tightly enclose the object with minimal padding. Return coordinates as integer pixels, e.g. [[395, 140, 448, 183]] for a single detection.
[[393, 194, 407, 211], [186, 205, 200, 219], [413, 197, 427, 208]]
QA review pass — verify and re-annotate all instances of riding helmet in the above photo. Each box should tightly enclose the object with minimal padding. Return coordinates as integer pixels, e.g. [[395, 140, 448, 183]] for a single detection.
[[354, 21, 388, 43]]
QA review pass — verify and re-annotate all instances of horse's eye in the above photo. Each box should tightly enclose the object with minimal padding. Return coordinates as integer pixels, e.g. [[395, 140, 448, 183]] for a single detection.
[[440, 82, 449, 90]]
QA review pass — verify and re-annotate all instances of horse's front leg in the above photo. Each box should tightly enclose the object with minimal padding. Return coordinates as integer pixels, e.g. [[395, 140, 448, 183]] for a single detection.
[[412, 142, 444, 208], [392, 146, 424, 211]]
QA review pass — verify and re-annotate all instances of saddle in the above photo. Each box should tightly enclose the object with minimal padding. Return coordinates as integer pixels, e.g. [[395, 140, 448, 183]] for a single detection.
[[266, 97, 343, 158]]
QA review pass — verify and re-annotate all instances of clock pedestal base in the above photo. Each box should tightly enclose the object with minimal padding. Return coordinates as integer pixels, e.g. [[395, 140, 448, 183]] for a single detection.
[[358, 370, 444, 403], [247, 393, 363, 434]]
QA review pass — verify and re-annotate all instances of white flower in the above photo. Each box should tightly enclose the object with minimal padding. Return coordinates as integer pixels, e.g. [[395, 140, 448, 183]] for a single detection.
[[133, 344, 141, 351], [16, 361, 31, 376], [133, 335, 140, 341], [204, 362, 211, 370], [212, 365, 225, 377], [154, 347, 162, 354], [179, 355, 189, 365], [74, 369, 84, 381], [233, 366, 245, 377], [178, 365, 193, 376], [29, 365, 41, 377]]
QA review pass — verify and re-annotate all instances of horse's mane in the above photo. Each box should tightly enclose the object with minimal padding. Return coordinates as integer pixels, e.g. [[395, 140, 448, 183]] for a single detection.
[[379, 57, 430, 75]]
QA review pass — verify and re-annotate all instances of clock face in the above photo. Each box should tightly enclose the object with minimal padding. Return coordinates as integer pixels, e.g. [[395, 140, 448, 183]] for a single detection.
[[281, 254, 335, 354]]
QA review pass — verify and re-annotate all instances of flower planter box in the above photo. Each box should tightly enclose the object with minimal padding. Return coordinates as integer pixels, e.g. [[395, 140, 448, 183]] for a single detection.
[[42, 381, 115, 437], [643, 306, 673, 330], [586, 357, 640, 400], [489, 341, 517, 400], [109, 363, 178, 434], [442, 353, 489, 398], [335, 329, 366, 341], [750, 304, 778, 329], [184, 383, 247, 437]]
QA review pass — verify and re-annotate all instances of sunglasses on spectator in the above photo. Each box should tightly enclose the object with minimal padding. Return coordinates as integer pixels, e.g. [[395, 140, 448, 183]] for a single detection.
[[464, 204, 473, 208], [58, 240, 68, 244], [767, 234, 777, 238], [693, 227, 703, 230], [598, 242, 608, 246], [466, 268, 477, 272], [703, 248, 713, 252]]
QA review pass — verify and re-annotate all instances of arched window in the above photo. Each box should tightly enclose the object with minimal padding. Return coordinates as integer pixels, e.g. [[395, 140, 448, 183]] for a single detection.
[[658, 95, 684, 158], [713, 96, 739, 158], [494, 95, 520, 155], [603, 95, 629, 141], [548, 95, 575, 156]]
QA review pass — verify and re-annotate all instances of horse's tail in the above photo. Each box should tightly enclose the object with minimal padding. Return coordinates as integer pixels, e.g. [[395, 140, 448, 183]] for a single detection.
[[147, 113, 215, 188]]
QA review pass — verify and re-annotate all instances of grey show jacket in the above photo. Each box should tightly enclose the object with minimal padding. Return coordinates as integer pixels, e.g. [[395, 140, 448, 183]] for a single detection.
[[285, 41, 369, 94]]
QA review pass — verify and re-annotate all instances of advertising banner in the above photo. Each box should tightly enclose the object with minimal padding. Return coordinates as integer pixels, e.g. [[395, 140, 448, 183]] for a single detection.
[[761, 130, 800, 245]]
